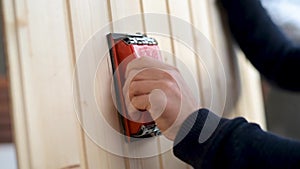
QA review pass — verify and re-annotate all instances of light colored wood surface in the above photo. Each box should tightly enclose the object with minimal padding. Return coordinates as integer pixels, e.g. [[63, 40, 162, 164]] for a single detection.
[[3, 0, 81, 168], [2, 0, 31, 168], [67, 0, 129, 168], [189, 0, 222, 113], [235, 50, 266, 127], [2, 0, 266, 168]]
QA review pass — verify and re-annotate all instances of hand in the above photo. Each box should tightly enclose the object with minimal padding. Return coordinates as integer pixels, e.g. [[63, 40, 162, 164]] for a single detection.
[[123, 57, 199, 140]]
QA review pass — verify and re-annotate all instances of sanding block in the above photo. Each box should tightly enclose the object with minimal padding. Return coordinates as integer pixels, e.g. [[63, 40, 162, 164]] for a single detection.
[[107, 33, 162, 141]]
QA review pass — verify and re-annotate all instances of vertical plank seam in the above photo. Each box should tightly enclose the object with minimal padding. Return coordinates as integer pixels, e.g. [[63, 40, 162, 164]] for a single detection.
[[64, 0, 89, 168], [1, 0, 31, 168], [156, 138, 164, 169], [139, 0, 147, 33], [107, 0, 130, 168], [205, 1, 225, 115], [3, 0, 33, 167], [97, 1, 116, 168], [11, 0, 33, 168], [106, 3, 115, 167], [87, 0, 110, 167], [165, 0, 177, 66], [142, 2, 179, 167], [137, 1, 146, 168], [140, 1, 163, 169], [187, 0, 206, 106], [173, 1, 203, 168], [106, 0, 114, 31], [124, 157, 131, 169]]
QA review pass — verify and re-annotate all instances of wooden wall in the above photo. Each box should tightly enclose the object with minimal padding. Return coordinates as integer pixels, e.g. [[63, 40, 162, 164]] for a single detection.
[[2, 0, 265, 168]]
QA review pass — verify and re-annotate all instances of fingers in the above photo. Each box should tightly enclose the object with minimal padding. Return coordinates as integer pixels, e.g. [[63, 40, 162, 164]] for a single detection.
[[120, 57, 200, 140], [123, 57, 177, 101], [131, 94, 151, 110], [127, 110, 153, 124], [122, 57, 183, 128], [124, 91, 153, 123], [125, 57, 173, 78], [124, 67, 175, 100], [130, 68, 167, 81], [129, 89, 167, 122], [128, 80, 168, 99]]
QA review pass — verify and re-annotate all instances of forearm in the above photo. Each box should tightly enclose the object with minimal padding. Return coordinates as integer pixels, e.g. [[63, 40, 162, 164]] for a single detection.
[[219, 0, 300, 90], [173, 109, 300, 169]]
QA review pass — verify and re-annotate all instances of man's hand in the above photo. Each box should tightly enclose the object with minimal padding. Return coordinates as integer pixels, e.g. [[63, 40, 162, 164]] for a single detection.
[[123, 57, 199, 140]]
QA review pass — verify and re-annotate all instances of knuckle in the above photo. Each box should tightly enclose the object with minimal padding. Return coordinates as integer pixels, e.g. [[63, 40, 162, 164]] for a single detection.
[[129, 81, 136, 90], [131, 97, 137, 106], [161, 70, 171, 77], [161, 79, 174, 90], [131, 97, 140, 109], [161, 70, 176, 81], [128, 82, 136, 99], [146, 104, 151, 111]]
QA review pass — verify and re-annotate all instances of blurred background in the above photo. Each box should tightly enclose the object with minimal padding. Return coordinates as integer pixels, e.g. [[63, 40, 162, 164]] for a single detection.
[[0, 0, 299, 168], [261, 0, 300, 140]]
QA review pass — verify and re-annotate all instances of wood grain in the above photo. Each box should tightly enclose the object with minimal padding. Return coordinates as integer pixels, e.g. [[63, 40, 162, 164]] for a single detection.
[[3, 0, 81, 168], [3, 0, 266, 168]]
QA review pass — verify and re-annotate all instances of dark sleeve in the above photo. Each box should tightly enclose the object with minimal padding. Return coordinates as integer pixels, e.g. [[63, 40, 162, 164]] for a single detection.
[[173, 109, 300, 169], [219, 0, 300, 91]]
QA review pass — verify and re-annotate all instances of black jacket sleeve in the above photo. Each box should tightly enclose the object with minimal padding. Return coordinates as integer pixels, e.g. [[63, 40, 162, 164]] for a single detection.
[[173, 109, 300, 169], [219, 0, 300, 91]]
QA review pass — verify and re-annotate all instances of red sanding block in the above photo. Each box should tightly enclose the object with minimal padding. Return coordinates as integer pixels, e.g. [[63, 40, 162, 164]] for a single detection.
[[107, 33, 162, 141]]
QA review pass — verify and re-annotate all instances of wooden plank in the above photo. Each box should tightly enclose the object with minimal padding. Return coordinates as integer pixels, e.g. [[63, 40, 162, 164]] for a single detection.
[[189, 0, 221, 111], [111, 0, 152, 168], [205, 0, 236, 117], [109, 1, 166, 169], [142, 0, 175, 66], [167, 0, 202, 106], [67, 0, 110, 168], [64, 1, 89, 169], [3, 0, 81, 168], [2, 0, 31, 167], [67, 0, 127, 168], [206, 0, 265, 125], [142, 0, 214, 168], [158, 136, 191, 169], [235, 50, 266, 128], [110, 0, 145, 33], [155, 0, 201, 168], [3, 0, 267, 168], [141, 1, 177, 169]]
